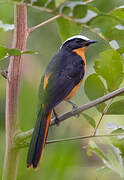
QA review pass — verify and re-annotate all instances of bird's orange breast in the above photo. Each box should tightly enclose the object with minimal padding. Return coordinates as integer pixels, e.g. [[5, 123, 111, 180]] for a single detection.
[[65, 80, 83, 100], [65, 47, 87, 100], [73, 47, 87, 72]]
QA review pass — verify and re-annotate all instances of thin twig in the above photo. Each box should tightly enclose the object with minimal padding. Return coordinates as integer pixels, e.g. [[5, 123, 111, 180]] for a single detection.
[[15, 86, 124, 143], [28, 14, 61, 34], [27, 4, 112, 48], [84, 0, 96, 4], [16, 133, 124, 148], [46, 133, 124, 144], [93, 99, 113, 136], [27, 4, 55, 14], [57, 13, 111, 47]]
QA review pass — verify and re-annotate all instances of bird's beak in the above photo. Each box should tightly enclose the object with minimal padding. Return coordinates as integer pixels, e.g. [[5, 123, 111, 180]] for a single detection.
[[85, 40, 97, 46]]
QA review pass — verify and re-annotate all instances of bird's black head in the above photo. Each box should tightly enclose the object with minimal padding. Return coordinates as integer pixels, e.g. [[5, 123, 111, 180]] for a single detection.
[[61, 35, 96, 51]]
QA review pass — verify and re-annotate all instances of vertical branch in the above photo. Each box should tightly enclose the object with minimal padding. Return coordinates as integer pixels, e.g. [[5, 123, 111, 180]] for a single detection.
[[2, 4, 28, 180]]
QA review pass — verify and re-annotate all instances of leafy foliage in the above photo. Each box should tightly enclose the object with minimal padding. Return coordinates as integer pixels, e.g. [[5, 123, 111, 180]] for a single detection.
[[73, 5, 87, 19], [84, 73, 107, 112], [94, 49, 123, 92], [0, 45, 38, 60], [0, 45, 22, 60], [81, 113, 96, 128], [110, 127, 124, 157], [56, 17, 82, 42], [88, 140, 124, 178], [84, 73, 106, 100], [0, 45, 7, 59], [107, 100, 124, 114]]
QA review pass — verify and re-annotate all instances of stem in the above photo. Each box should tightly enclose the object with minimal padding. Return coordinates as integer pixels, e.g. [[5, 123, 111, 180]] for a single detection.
[[28, 14, 61, 34], [50, 87, 124, 125], [16, 133, 124, 148], [2, 4, 28, 180], [46, 133, 124, 144]]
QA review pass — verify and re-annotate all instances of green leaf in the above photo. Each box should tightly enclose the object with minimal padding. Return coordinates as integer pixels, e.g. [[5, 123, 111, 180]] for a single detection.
[[45, 0, 55, 9], [0, 45, 7, 59], [22, 50, 38, 55], [111, 127, 124, 134], [31, 0, 48, 7], [6, 48, 21, 56], [73, 5, 87, 19], [82, 113, 96, 128], [88, 141, 124, 178], [84, 73, 106, 100], [88, 15, 118, 33], [87, 5, 100, 15], [94, 49, 123, 92], [87, 141, 108, 161], [110, 6, 124, 21], [117, 47, 124, 54], [55, 0, 65, 7], [0, 46, 22, 60], [110, 128, 124, 157], [97, 166, 111, 177], [84, 73, 107, 113], [56, 17, 82, 42], [107, 100, 124, 114], [104, 28, 124, 40], [62, 6, 71, 16], [107, 147, 124, 178]]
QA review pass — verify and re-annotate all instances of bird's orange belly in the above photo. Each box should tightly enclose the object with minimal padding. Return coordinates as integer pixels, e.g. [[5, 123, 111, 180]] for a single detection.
[[65, 79, 83, 100], [65, 47, 86, 100]]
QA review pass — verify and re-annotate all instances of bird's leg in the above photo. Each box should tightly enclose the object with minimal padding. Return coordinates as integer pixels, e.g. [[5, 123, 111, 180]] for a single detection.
[[65, 100, 78, 109], [53, 108, 60, 126], [65, 100, 80, 117]]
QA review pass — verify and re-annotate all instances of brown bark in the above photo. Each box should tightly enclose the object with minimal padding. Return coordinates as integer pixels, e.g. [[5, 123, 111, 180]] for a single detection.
[[2, 4, 28, 180]]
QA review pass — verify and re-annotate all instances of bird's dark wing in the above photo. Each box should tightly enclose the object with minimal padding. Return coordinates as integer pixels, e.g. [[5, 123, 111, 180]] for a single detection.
[[38, 53, 85, 111]]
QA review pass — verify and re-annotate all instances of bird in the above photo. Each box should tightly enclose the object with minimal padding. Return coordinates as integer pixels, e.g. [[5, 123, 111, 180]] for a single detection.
[[27, 35, 96, 169]]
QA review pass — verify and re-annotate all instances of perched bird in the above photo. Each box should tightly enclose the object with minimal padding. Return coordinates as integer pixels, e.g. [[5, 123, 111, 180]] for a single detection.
[[27, 35, 96, 169]]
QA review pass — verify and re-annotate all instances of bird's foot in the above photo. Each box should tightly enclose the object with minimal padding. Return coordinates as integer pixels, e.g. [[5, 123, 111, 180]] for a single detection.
[[53, 109, 60, 126], [65, 100, 80, 118]]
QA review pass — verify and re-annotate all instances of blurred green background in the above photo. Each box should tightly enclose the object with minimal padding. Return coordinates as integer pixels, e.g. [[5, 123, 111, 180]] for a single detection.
[[0, 0, 124, 179]]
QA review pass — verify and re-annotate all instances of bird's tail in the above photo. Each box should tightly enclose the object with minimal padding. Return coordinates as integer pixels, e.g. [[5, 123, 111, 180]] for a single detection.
[[27, 108, 53, 169]]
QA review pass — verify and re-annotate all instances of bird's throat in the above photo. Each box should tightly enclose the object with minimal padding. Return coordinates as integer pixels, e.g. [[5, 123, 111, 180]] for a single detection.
[[73, 47, 87, 72]]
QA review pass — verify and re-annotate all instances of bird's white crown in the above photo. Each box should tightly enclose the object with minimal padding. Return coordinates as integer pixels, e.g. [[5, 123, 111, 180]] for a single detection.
[[63, 35, 90, 44]]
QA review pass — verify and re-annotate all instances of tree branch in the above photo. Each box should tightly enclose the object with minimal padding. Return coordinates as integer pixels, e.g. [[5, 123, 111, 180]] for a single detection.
[[2, 4, 28, 180], [28, 14, 61, 34], [15, 86, 124, 145]]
